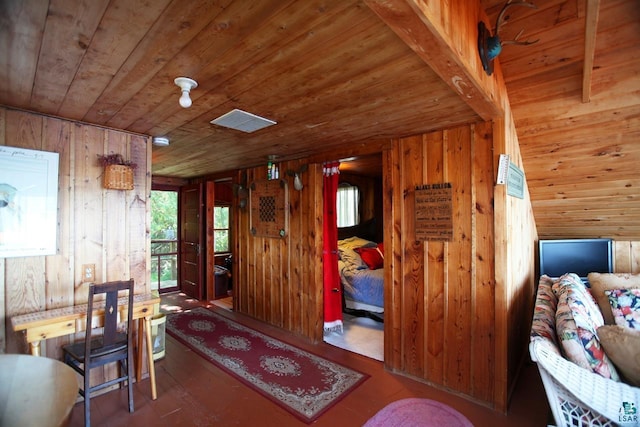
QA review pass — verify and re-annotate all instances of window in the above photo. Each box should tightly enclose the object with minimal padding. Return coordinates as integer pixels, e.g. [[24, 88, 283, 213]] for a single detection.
[[214, 206, 230, 252], [337, 183, 359, 227]]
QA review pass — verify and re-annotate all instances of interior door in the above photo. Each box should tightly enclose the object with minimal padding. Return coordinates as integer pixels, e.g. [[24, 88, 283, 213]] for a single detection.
[[180, 184, 204, 300]]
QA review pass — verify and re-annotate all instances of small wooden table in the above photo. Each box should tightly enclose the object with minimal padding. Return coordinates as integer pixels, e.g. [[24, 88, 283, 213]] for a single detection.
[[0, 354, 78, 427], [11, 293, 160, 400]]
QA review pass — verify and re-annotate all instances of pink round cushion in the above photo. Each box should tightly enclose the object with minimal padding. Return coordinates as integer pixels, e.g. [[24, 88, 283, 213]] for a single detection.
[[363, 398, 473, 427]]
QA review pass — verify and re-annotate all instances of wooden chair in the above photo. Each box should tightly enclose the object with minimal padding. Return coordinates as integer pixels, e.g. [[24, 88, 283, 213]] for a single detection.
[[62, 279, 135, 427]]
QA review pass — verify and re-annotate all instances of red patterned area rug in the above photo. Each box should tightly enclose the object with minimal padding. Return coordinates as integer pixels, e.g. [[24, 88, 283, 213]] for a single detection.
[[166, 307, 369, 423]]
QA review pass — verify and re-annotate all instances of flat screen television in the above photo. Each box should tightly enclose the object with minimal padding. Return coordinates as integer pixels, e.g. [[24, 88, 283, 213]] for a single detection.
[[539, 238, 613, 284]]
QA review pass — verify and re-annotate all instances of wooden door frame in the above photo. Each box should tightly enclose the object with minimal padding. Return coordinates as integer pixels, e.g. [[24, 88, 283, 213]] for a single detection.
[[179, 183, 205, 300]]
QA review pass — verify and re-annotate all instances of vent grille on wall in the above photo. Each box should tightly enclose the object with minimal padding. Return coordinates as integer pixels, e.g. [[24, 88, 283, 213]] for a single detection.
[[210, 109, 277, 133]]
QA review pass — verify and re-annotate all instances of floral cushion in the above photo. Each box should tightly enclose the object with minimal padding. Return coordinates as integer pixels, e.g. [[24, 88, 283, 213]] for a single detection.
[[530, 275, 558, 345], [555, 273, 619, 380], [605, 288, 640, 329], [588, 272, 640, 325]]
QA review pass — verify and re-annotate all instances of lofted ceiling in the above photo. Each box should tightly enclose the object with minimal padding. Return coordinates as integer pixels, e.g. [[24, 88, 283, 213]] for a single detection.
[[0, 0, 638, 240], [481, 0, 640, 240]]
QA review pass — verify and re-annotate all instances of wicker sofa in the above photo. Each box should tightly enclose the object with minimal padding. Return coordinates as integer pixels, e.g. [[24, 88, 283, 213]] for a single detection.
[[529, 273, 640, 426]]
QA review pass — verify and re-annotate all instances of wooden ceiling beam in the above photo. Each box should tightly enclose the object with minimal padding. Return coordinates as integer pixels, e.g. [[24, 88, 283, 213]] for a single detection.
[[365, 0, 503, 121], [582, 0, 601, 103]]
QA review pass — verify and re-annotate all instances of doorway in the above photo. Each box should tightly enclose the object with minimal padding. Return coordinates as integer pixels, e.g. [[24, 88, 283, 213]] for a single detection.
[[150, 189, 179, 294], [323, 154, 384, 361]]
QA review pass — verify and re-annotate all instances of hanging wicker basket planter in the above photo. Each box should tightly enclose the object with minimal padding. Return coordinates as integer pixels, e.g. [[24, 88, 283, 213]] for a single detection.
[[103, 164, 134, 190], [98, 154, 136, 190]]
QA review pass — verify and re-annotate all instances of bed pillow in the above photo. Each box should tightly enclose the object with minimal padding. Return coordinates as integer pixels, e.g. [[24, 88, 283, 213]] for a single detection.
[[605, 288, 640, 329], [588, 272, 640, 325], [355, 246, 384, 270], [338, 236, 377, 250], [338, 247, 368, 270], [598, 325, 640, 386], [555, 275, 619, 380]]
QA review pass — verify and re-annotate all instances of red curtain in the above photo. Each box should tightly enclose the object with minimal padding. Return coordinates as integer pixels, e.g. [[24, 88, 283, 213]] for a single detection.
[[323, 161, 342, 333]]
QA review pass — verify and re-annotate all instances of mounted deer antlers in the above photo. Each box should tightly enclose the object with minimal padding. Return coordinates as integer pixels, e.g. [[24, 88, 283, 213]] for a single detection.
[[478, 0, 539, 76]]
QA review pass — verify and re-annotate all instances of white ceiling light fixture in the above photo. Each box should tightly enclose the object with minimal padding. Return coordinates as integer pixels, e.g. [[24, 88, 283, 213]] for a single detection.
[[152, 136, 170, 146], [210, 109, 277, 133], [174, 77, 197, 108]]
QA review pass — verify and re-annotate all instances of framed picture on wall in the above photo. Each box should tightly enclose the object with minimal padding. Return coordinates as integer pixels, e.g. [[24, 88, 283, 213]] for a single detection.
[[0, 146, 59, 258]]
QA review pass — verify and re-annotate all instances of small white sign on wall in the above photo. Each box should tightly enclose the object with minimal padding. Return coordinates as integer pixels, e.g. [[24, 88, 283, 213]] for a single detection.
[[506, 162, 525, 199], [0, 146, 59, 258]]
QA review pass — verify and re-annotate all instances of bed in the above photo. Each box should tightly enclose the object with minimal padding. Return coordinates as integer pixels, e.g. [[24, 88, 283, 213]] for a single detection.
[[337, 235, 384, 321]]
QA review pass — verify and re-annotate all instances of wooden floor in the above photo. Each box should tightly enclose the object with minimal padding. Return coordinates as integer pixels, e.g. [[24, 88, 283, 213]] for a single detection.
[[67, 293, 551, 426]]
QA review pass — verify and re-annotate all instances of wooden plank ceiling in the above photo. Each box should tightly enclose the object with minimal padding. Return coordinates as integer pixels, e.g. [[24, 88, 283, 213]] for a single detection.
[[481, 0, 640, 240], [0, 0, 478, 177], [0, 0, 638, 240]]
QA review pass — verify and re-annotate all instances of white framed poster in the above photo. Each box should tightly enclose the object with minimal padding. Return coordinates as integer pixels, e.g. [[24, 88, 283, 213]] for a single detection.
[[0, 146, 59, 257]]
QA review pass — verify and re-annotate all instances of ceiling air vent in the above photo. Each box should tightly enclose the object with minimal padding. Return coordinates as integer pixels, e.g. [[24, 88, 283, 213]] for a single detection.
[[210, 109, 277, 133]]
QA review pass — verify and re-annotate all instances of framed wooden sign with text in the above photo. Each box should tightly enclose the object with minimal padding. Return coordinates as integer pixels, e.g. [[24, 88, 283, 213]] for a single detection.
[[414, 183, 453, 242]]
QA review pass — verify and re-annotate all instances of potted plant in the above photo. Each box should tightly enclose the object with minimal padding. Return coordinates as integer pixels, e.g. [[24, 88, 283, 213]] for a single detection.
[[97, 154, 137, 190]]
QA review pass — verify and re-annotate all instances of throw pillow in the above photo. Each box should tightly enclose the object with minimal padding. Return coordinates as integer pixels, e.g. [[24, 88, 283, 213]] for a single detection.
[[531, 275, 559, 345], [598, 325, 640, 386], [605, 288, 640, 329], [555, 277, 619, 380], [355, 246, 384, 270], [588, 272, 640, 325]]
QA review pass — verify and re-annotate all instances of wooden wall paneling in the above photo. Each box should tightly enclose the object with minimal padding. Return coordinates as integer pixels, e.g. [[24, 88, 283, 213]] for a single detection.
[[42, 117, 74, 361], [302, 160, 313, 339], [104, 130, 129, 282], [386, 122, 502, 407], [254, 167, 269, 322], [470, 121, 495, 403], [494, 111, 538, 412], [246, 169, 258, 317], [308, 163, 324, 343], [232, 170, 247, 313], [44, 117, 74, 310], [632, 242, 640, 274], [205, 181, 215, 300], [444, 126, 473, 394], [614, 241, 640, 274], [74, 124, 105, 305], [280, 159, 309, 334], [283, 165, 298, 332], [424, 130, 446, 385], [128, 134, 151, 292], [400, 134, 426, 379], [233, 161, 324, 341], [4, 110, 46, 355], [0, 107, 150, 367], [385, 141, 402, 369], [270, 175, 284, 329], [615, 241, 632, 272]]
